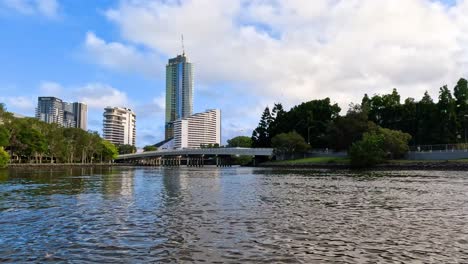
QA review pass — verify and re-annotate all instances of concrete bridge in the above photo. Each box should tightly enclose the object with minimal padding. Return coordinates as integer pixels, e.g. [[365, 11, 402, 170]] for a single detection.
[[115, 148, 274, 167]]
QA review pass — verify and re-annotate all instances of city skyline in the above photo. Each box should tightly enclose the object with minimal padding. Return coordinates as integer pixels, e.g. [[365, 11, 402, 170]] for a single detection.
[[1, 0, 467, 148]]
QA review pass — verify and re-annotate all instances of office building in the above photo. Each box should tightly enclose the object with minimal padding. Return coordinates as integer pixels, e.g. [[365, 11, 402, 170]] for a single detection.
[[173, 109, 220, 149], [73, 102, 88, 131], [165, 53, 194, 139], [103, 106, 136, 146], [62, 102, 75, 128], [36, 97, 64, 125], [35, 97, 88, 130]]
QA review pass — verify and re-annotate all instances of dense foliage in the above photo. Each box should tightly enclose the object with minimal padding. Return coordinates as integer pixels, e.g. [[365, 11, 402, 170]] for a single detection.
[[118, 144, 137, 155], [271, 131, 310, 159], [0, 147, 9, 168], [0, 104, 118, 164], [252, 99, 340, 148], [227, 136, 252, 148], [252, 78, 468, 152], [143, 145, 158, 152], [349, 127, 411, 167]]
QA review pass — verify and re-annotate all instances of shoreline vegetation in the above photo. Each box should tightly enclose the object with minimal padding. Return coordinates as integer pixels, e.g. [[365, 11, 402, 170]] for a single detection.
[[261, 157, 468, 171], [0, 104, 119, 168], [249, 78, 468, 168]]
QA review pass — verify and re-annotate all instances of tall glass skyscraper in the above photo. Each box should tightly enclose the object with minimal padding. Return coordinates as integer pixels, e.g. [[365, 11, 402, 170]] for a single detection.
[[165, 54, 193, 139]]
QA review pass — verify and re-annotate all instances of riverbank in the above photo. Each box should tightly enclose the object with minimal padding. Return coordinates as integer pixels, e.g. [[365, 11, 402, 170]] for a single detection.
[[261, 157, 468, 170], [7, 163, 132, 169]]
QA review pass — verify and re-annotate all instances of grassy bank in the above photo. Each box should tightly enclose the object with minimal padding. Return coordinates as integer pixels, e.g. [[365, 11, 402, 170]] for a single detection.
[[262, 156, 468, 170], [263, 157, 350, 166]]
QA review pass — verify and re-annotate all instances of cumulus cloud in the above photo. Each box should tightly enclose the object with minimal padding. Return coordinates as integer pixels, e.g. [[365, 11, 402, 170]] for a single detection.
[[71, 82, 130, 110], [79, 0, 468, 142], [2, 0, 59, 18], [0, 96, 35, 113], [83, 31, 163, 77], [102, 0, 468, 107], [39, 81, 62, 96]]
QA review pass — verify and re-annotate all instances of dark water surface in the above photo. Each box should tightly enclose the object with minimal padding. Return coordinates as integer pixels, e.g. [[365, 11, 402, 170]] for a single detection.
[[0, 167, 467, 263]]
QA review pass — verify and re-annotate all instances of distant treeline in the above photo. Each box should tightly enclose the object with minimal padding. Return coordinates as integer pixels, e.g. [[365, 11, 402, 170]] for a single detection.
[[252, 78, 468, 150], [0, 104, 118, 166]]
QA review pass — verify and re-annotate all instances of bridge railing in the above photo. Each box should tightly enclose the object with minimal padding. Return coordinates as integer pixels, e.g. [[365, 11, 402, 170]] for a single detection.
[[409, 144, 468, 153], [116, 147, 274, 159]]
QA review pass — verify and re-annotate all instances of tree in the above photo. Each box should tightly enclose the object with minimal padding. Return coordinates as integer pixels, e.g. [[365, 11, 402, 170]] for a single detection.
[[252, 107, 272, 147], [227, 136, 252, 148], [0, 147, 9, 168], [437, 85, 458, 143], [364, 89, 402, 130], [271, 131, 310, 160], [100, 140, 118, 162], [0, 125, 10, 147], [118, 144, 137, 155], [349, 133, 387, 168], [377, 127, 412, 159], [454, 78, 468, 142], [267, 98, 341, 148], [327, 104, 370, 150], [349, 126, 411, 167], [143, 145, 158, 152], [415, 91, 439, 145]]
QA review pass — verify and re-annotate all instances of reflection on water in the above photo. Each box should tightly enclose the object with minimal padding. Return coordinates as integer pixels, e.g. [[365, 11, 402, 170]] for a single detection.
[[0, 167, 467, 263]]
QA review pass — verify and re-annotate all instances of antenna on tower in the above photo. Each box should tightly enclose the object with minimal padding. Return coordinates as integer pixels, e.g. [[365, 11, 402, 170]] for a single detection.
[[181, 34, 185, 56]]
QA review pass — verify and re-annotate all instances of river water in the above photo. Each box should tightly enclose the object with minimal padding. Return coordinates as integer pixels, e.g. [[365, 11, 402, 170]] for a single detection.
[[0, 167, 467, 263]]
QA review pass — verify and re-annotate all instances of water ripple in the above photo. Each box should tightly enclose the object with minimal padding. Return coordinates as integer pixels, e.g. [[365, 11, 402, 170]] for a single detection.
[[0, 167, 467, 263]]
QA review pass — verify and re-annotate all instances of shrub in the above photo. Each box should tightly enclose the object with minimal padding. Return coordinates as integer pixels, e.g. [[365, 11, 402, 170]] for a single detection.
[[349, 133, 386, 168], [0, 147, 10, 168]]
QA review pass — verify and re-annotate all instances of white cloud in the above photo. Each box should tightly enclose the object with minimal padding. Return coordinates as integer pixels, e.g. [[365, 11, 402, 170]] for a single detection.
[[1, 0, 59, 18], [101, 0, 468, 108], [0, 96, 35, 113], [39, 81, 62, 96], [75, 0, 468, 142], [83, 31, 163, 77], [71, 82, 130, 110], [36, 0, 58, 18]]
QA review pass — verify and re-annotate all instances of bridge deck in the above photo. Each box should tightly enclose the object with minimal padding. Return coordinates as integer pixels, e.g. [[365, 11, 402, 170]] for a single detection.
[[116, 148, 273, 160]]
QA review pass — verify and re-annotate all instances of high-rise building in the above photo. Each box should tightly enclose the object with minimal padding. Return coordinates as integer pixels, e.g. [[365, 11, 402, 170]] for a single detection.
[[62, 102, 75, 128], [165, 53, 194, 139], [103, 106, 136, 146], [36, 97, 64, 125], [173, 109, 221, 149], [73, 102, 88, 131], [35, 97, 88, 130]]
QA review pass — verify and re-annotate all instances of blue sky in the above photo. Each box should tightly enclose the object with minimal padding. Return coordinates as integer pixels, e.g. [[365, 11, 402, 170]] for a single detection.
[[0, 0, 467, 147]]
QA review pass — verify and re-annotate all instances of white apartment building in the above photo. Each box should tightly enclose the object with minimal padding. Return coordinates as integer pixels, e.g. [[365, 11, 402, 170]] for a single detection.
[[103, 106, 136, 146], [173, 109, 221, 149]]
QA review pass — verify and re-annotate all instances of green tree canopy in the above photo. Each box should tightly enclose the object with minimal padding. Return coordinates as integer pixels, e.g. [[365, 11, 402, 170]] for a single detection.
[[271, 131, 310, 159], [0, 147, 9, 168], [349, 126, 412, 167], [326, 105, 370, 150], [118, 144, 137, 155], [101, 140, 118, 161], [349, 133, 387, 168], [252, 107, 272, 148], [227, 136, 252, 148], [143, 145, 158, 152], [0, 126, 10, 147]]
